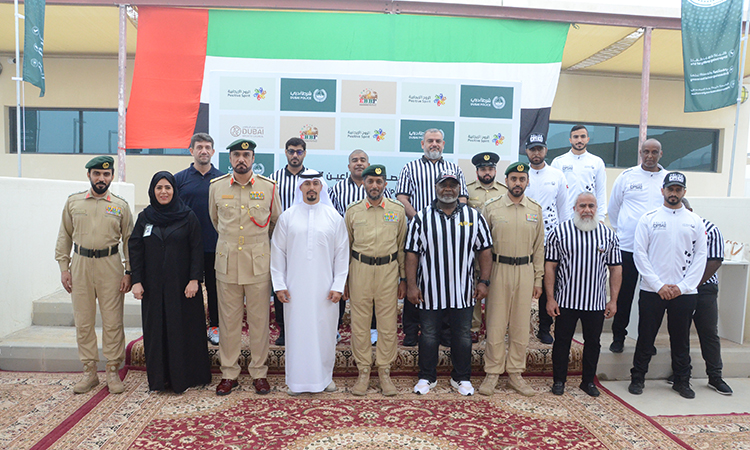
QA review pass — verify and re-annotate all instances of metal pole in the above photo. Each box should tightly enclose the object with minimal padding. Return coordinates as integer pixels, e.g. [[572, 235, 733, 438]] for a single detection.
[[117, 4, 127, 182], [638, 27, 652, 164], [14, 0, 23, 177], [728, 0, 750, 197]]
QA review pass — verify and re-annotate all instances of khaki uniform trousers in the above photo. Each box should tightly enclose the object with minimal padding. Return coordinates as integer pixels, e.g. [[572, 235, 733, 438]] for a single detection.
[[471, 295, 484, 333], [484, 261, 534, 374], [217, 279, 271, 380], [70, 253, 126, 365], [349, 260, 399, 369]]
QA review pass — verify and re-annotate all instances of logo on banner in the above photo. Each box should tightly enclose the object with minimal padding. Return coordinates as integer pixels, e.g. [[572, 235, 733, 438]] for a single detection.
[[230, 125, 265, 138], [300, 124, 319, 141], [253, 88, 267, 101], [434, 93, 447, 106], [313, 89, 328, 103], [688, 0, 729, 6], [252, 163, 265, 174], [373, 128, 386, 142], [493, 133, 505, 146], [359, 89, 378, 105], [492, 96, 506, 110]]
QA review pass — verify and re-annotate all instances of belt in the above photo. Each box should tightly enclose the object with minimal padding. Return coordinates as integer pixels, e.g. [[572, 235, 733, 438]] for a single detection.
[[492, 253, 533, 265], [74, 243, 119, 258], [352, 250, 398, 266]]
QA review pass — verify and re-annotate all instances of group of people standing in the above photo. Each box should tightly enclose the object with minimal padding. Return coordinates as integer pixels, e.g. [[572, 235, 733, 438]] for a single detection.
[[55, 124, 732, 400]]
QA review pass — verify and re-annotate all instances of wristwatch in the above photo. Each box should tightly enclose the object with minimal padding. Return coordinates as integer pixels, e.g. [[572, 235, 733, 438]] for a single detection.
[[478, 279, 490, 287], [125, 270, 132, 275]]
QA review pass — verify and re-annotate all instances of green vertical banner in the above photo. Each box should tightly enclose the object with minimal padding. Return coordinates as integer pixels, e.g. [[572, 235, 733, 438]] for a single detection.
[[682, 0, 742, 112], [23, 0, 46, 97]]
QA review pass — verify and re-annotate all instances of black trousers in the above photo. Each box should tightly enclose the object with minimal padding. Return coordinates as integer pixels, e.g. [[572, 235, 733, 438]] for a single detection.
[[552, 308, 604, 384], [418, 306, 473, 382], [694, 283, 723, 379], [612, 251, 638, 342], [403, 298, 420, 337], [203, 252, 219, 328], [631, 290, 697, 383], [538, 282, 553, 334]]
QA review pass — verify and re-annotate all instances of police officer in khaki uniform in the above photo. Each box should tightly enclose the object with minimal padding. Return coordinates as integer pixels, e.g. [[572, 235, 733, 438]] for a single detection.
[[466, 152, 508, 343], [344, 165, 407, 397], [478, 162, 544, 397], [209, 139, 281, 396], [55, 156, 134, 395]]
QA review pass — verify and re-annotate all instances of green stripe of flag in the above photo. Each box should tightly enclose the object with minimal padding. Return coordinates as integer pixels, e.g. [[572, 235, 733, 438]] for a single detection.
[[207, 10, 568, 64]]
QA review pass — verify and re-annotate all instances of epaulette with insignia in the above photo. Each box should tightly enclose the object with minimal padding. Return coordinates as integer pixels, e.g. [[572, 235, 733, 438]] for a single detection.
[[110, 192, 130, 205], [69, 190, 88, 198], [385, 197, 404, 208], [210, 173, 231, 183], [527, 197, 542, 208], [466, 180, 478, 186], [483, 196, 503, 208], [256, 174, 276, 184], [497, 181, 508, 189]]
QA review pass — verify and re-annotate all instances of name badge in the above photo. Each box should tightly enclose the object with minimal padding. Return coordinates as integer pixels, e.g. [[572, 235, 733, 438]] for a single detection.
[[144, 224, 153, 237], [222, 195, 234, 199], [526, 213, 539, 222]]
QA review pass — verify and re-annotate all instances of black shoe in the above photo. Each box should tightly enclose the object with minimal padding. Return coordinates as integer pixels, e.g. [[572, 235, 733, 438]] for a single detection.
[[551, 381, 565, 396], [609, 340, 624, 353], [579, 382, 600, 397], [708, 377, 733, 395], [537, 330, 554, 345], [275, 330, 285, 346], [672, 381, 695, 399], [628, 379, 644, 395], [402, 334, 418, 347], [666, 374, 675, 385]]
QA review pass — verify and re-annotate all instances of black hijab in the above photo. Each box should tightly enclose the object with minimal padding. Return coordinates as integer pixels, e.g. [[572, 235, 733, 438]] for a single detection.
[[143, 171, 192, 226]]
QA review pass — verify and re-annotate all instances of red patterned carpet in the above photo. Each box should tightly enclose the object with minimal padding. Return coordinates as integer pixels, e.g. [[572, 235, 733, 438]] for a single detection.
[[653, 413, 750, 450], [0, 369, 699, 450]]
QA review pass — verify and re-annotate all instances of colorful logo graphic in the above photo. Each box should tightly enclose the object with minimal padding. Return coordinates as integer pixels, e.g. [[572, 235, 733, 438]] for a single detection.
[[373, 128, 386, 142], [300, 124, 319, 141], [493, 133, 505, 146], [434, 93, 447, 106], [253, 88, 266, 101], [359, 89, 378, 105]]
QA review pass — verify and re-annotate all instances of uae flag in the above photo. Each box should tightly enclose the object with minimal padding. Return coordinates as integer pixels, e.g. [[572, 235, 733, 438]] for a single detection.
[[126, 7, 569, 150]]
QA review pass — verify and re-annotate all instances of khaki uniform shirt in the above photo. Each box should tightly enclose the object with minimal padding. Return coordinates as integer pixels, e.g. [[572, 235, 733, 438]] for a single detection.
[[482, 194, 545, 287], [467, 180, 508, 211], [345, 197, 407, 278], [55, 189, 134, 272], [209, 173, 281, 285]]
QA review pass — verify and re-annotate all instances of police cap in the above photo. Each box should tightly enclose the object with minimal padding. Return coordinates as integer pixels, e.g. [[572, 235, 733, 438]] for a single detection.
[[471, 152, 499, 168]]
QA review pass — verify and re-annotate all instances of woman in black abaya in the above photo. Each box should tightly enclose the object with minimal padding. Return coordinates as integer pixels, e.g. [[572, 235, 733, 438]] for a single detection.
[[129, 171, 211, 392]]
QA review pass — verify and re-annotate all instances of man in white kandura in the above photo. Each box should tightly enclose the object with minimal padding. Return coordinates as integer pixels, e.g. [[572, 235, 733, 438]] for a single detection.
[[271, 169, 350, 396]]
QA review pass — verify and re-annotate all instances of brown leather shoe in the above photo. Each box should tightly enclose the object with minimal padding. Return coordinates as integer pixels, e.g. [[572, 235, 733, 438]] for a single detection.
[[253, 378, 271, 395], [216, 379, 239, 396]]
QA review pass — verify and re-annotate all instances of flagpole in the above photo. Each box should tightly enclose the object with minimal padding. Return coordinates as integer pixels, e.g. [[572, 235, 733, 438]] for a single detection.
[[13, 0, 23, 177], [728, 0, 750, 196]]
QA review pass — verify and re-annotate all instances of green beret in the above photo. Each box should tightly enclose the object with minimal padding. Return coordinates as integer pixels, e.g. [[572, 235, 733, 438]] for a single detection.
[[226, 139, 257, 152], [504, 162, 530, 176], [362, 164, 386, 179], [85, 156, 114, 170]]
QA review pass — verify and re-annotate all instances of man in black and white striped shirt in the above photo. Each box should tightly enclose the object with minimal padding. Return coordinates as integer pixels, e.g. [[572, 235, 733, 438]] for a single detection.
[[405, 171, 492, 396], [329, 150, 393, 216], [397, 128, 469, 346], [268, 137, 309, 345], [545, 192, 621, 397], [669, 198, 732, 395]]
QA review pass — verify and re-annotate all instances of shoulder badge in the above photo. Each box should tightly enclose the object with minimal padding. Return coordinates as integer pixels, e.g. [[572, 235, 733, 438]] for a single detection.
[[526, 197, 542, 209], [483, 196, 502, 208], [110, 192, 130, 205], [384, 197, 405, 209], [210, 173, 231, 183], [466, 180, 478, 187], [349, 198, 365, 208], [69, 190, 87, 198], [256, 174, 276, 184]]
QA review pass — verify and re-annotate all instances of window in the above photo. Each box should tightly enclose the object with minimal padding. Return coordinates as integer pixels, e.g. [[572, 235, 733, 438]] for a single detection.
[[520, 121, 719, 172], [9, 108, 188, 155]]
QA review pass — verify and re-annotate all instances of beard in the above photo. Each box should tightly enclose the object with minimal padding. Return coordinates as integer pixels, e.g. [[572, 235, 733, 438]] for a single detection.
[[666, 195, 681, 206], [509, 186, 524, 198], [233, 163, 250, 174], [573, 213, 598, 232], [437, 192, 459, 203], [479, 174, 495, 184], [305, 191, 319, 203], [91, 180, 110, 195], [425, 150, 442, 160]]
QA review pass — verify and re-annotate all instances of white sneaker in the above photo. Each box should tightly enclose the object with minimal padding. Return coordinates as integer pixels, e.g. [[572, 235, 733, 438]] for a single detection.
[[370, 329, 378, 345], [207, 327, 220, 345], [413, 379, 437, 395], [450, 378, 475, 396]]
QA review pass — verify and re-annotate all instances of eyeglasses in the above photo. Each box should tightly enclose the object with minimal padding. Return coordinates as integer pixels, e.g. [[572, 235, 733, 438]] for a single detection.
[[286, 149, 305, 156]]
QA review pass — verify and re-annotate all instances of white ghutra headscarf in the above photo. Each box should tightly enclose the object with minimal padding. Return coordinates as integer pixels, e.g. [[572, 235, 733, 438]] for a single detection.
[[293, 169, 333, 207]]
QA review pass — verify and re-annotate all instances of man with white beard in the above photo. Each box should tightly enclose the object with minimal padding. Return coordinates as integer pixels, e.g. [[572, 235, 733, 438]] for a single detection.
[[270, 170, 350, 395], [545, 192, 621, 397]]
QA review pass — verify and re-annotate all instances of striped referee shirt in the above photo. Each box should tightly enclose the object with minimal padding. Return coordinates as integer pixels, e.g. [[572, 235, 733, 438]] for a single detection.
[[396, 157, 469, 214], [268, 165, 306, 212], [405, 201, 492, 310], [329, 176, 393, 217], [703, 218, 724, 285], [545, 220, 622, 311]]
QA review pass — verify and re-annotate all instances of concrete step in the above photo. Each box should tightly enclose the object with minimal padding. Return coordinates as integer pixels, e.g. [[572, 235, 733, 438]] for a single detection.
[[33, 289, 142, 328], [0, 325, 143, 372]]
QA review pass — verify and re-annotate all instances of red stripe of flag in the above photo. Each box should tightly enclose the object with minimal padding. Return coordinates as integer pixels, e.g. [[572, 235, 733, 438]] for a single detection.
[[126, 7, 207, 149]]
